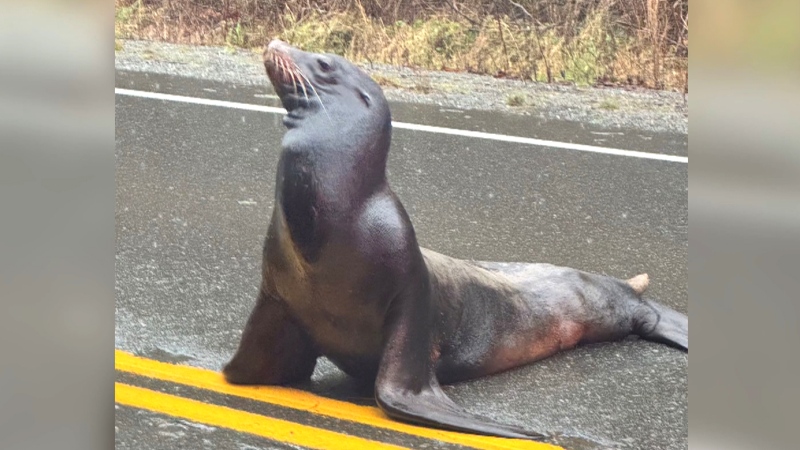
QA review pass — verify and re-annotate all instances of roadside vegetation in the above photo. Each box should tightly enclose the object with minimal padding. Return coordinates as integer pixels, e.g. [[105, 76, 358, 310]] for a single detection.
[[115, 0, 688, 91]]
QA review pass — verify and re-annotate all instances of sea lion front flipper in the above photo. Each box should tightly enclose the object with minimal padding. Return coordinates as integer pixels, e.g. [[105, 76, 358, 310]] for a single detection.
[[223, 287, 319, 385], [374, 279, 547, 440]]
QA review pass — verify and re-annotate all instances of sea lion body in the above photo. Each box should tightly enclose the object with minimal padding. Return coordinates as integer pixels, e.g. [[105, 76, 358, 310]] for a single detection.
[[223, 40, 688, 440]]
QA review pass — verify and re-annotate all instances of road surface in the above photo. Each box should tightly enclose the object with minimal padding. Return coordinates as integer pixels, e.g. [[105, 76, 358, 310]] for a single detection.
[[114, 70, 687, 450]]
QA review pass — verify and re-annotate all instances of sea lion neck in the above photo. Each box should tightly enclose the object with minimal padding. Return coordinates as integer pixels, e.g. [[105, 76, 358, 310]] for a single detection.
[[279, 115, 392, 203]]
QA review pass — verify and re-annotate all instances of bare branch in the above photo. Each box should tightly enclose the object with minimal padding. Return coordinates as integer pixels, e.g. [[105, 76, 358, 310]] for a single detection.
[[448, 1, 481, 27], [507, 0, 552, 83], [508, 0, 533, 20]]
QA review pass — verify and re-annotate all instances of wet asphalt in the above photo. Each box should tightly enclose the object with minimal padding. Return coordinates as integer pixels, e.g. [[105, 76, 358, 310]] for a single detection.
[[114, 70, 687, 450]]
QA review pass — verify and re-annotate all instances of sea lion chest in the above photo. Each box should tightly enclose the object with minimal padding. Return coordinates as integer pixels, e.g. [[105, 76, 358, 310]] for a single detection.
[[265, 150, 402, 372]]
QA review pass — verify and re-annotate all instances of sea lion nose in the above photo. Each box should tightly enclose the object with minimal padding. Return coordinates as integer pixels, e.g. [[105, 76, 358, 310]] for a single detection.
[[264, 39, 291, 62], [268, 39, 290, 52], [268, 39, 287, 50]]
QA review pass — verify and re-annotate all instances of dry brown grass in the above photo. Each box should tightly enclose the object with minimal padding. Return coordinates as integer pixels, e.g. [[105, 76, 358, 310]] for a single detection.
[[115, 0, 688, 91]]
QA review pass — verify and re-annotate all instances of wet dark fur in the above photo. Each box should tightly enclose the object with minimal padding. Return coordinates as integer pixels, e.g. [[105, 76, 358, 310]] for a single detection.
[[223, 40, 688, 441]]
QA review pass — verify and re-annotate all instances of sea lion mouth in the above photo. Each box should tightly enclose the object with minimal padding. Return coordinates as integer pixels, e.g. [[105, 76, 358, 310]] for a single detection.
[[263, 39, 320, 111]]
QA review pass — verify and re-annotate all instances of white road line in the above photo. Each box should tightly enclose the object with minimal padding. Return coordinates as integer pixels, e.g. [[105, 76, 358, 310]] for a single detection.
[[116, 88, 287, 115], [115, 88, 688, 164]]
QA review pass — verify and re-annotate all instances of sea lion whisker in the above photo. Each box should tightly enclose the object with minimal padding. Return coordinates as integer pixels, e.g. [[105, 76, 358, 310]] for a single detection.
[[274, 54, 283, 78], [286, 64, 299, 97], [280, 58, 303, 99], [297, 75, 309, 104], [295, 67, 331, 122], [278, 58, 289, 84], [292, 65, 311, 103], [282, 60, 309, 103]]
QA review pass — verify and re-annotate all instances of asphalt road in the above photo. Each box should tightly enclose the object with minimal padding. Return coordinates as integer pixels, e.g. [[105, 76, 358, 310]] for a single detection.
[[114, 70, 688, 450]]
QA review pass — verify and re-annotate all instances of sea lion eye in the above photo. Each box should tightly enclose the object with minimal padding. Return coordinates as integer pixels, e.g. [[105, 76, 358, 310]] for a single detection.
[[317, 58, 333, 72]]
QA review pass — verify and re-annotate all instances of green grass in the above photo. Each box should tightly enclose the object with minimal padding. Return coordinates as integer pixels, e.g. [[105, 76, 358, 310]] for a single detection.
[[140, 48, 157, 60], [113, 1, 688, 90], [115, 0, 140, 24], [506, 93, 527, 107], [411, 78, 433, 94], [226, 22, 247, 48], [371, 74, 403, 88], [598, 98, 619, 110]]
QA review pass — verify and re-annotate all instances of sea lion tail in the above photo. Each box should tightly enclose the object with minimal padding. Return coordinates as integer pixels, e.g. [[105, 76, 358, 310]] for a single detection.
[[633, 298, 688, 351]]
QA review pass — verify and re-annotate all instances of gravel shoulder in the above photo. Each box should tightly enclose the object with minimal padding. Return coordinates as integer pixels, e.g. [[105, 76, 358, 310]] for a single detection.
[[115, 39, 688, 135]]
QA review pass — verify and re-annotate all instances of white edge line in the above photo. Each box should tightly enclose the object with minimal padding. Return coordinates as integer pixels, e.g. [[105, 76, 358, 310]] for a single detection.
[[115, 88, 688, 164]]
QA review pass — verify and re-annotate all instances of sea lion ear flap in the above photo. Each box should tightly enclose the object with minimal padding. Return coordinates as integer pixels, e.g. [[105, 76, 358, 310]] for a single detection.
[[359, 90, 372, 107]]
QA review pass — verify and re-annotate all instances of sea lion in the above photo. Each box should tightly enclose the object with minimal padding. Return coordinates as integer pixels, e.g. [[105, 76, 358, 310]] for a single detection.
[[222, 40, 688, 440]]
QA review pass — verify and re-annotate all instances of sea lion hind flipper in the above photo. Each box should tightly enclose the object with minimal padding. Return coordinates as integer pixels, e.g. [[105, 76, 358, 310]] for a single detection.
[[223, 288, 319, 385], [635, 299, 688, 351], [374, 279, 547, 440]]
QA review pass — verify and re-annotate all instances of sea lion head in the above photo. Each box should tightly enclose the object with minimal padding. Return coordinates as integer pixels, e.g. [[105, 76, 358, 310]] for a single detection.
[[263, 40, 390, 136]]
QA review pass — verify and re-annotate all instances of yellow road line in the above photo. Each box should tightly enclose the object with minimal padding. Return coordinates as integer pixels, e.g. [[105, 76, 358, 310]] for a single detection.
[[115, 382, 405, 450], [115, 350, 559, 450]]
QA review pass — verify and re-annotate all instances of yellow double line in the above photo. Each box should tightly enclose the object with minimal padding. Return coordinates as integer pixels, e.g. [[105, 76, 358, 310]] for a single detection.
[[115, 350, 558, 449], [115, 383, 403, 449]]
